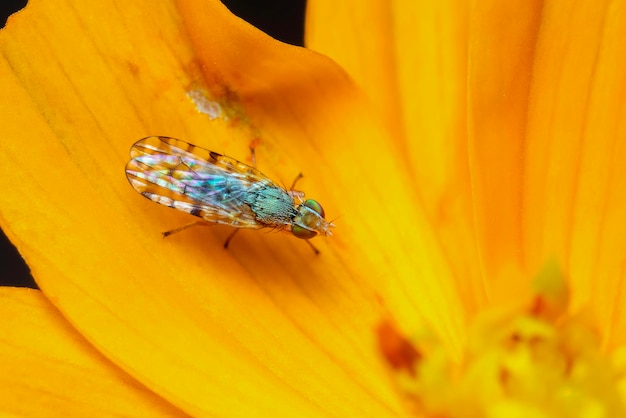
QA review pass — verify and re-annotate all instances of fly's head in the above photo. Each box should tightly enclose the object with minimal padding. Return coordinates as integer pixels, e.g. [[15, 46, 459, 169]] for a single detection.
[[291, 199, 334, 239]]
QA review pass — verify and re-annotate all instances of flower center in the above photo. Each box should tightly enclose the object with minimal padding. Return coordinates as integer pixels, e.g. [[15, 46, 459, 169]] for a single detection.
[[377, 262, 626, 417]]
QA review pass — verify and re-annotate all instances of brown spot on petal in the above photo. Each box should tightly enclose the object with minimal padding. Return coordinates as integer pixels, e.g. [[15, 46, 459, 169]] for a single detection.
[[376, 320, 421, 377]]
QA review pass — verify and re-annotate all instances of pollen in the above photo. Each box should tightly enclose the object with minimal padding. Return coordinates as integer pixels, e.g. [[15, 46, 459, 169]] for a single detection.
[[377, 262, 626, 417]]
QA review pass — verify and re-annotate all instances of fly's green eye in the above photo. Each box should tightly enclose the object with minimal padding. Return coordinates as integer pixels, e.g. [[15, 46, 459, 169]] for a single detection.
[[292, 200, 325, 239], [303, 199, 325, 218], [292, 224, 317, 239]]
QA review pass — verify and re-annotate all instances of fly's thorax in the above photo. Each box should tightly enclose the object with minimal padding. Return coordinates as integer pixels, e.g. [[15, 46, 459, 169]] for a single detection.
[[292, 199, 333, 239], [243, 183, 296, 225]]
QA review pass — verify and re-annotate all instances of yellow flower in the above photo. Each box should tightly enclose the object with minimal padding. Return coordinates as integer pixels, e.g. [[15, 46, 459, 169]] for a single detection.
[[1, 0, 625, 416], [306, 1, 626, 415]]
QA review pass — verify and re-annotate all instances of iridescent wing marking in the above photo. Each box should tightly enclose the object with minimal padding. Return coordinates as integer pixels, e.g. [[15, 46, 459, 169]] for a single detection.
[[125, 136, 275, 229]]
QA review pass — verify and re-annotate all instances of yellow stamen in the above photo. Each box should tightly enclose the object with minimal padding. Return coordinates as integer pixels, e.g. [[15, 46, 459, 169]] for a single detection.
[[378, 263, 626, 417]]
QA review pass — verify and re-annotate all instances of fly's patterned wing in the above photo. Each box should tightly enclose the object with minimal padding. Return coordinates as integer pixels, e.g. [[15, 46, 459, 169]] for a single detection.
[[125, 136, 274, 229]]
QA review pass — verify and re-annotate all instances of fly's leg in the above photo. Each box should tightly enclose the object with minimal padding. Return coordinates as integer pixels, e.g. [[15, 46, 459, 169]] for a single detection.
[[290, 172, 304, 190], [163, 222, 241, 250], [162, 221, 212, 237], [248, 139, 303, 191], [248, 137, 261, 168], [305, 239, 320, 255], [249, 146, 257, 168], [223, 229, 240, 249]]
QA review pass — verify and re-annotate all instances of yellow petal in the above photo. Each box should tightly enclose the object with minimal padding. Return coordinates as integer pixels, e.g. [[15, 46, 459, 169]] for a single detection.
[[0, 287, 183, 417], [519, 0, 626, 347], [180, 0, 468, 353], [305, 2, 405, 138], [306, 1, 490, 317], [307, 0, 626, 351], [0, 0, 423, 415], [469, 1, 626, 335], [465, 0, 544, 303]]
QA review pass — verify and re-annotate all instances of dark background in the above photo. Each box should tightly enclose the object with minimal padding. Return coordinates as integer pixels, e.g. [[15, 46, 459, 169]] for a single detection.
[[0, 0, 307, 288]]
